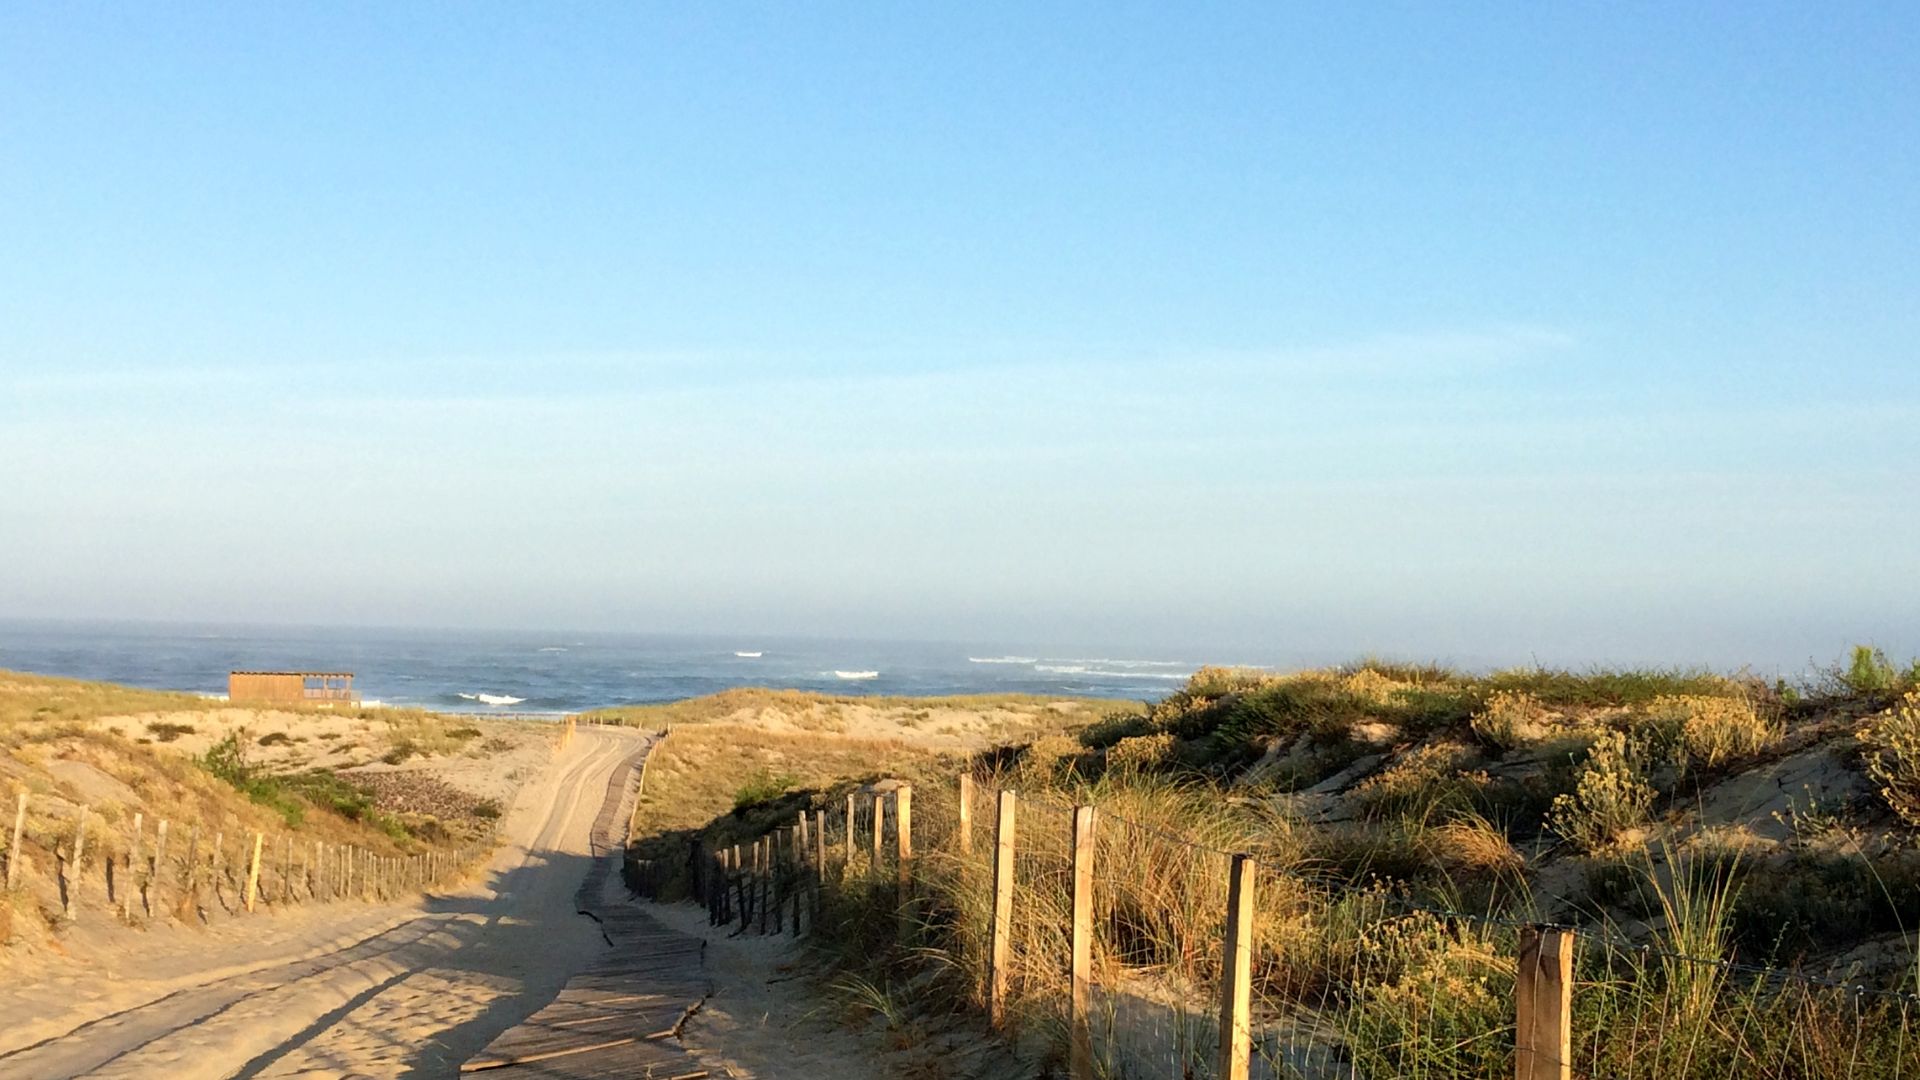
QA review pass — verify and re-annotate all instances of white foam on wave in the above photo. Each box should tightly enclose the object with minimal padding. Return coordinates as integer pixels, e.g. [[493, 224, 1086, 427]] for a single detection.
[[537, 646, 567, 653], [968, 656, 1037, 665], [1044, 657, 1191, 668], [1036, 664, 1192, 680], [734, 651, 764, 658], [832, 670, 880, 680], [458, 692, 528, 706]]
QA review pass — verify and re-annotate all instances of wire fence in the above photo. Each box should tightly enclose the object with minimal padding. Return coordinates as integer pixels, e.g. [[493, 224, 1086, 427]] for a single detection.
[[641, 767, 1920, 1079]]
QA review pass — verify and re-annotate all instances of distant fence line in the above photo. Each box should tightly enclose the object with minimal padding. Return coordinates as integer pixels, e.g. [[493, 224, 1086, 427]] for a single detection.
[[0, 722, 585, 933], [628, 766, 1920, 1080], [1, 789, 490, 930]]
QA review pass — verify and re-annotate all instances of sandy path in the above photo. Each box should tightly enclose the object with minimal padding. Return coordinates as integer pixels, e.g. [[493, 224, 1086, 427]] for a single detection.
[[0, 726, 645, 1079]]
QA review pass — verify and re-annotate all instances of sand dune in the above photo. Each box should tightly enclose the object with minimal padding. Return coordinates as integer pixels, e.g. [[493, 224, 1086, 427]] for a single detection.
[[0, 727, 640, 1078]]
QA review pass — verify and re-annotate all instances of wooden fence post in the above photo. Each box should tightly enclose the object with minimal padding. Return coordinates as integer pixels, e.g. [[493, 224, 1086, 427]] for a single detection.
[[812, 809, 826, 923], [153, 819, 169, 913], [790, 828, 804, 937], [729, 841, 744, 926], [1216, 853, 1255, 1080], [988, 789, 1017, 1029], [759, 836, 773, 935], [870, 792, 885, 872], [1070, 805, 1097, 1080], [957, 774, 973, 855], [66, 803, 89, 920], [125, 812, 144, 920], [773, 831, 787, 936], [895, 785, 913, 913], [1516, 926, 1575, 1080], [843, 793, 856, 873], [7, 791, 26, 890], [182, 826, 201, 913], [245, 833, 264, 912]]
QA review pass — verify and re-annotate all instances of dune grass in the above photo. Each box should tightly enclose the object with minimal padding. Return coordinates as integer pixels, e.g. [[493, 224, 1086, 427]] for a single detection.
[[645, 653, 1920, 1076]]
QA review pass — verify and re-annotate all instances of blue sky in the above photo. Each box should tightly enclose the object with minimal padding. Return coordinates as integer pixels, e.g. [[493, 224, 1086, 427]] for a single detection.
[[2, 4, 1916, 670]]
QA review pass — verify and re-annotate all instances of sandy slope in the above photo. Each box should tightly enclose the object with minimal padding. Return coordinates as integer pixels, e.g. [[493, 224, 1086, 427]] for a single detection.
[[0, 726, 644, 1079]]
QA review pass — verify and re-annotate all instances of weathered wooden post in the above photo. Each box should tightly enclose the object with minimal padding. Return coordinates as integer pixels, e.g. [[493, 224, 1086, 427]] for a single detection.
[[788, 828, 804, 937], [760, 836, 774, 935], [182, 825, 201, 913], [988, 789, 1017, 1028], [734, 844, 749, 931], [7, 791, 27, 890], [773, 831, 787, 935], [66, 803, 89, 920], [125, 812, 144, 920], [895, 785, 914, 919], [1070, 805, 1097, 1080], [153, 819, 169, 913], [843, 792, 856, 874], [957, 774, 974, 855], [244, 833, 264, 912], [1216, 853, 1256, 1080], [870, 791, 885, 872], [1516, 926, 1575, 1080], [812, 809, 827, 925]]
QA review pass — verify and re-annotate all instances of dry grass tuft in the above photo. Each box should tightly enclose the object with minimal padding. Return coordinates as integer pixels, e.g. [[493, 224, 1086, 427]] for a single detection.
[[1861, 690, 1920, 827]]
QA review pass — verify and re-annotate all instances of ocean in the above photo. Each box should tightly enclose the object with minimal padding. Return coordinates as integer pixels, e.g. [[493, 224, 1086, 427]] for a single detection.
[[0, 620, 1203, 715]]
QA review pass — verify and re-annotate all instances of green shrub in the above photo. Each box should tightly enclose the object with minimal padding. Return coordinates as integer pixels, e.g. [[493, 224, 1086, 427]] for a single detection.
[[257, 731, 292, 747], [381, 739, 419, 765], [1481, 666, 1733, 708], [146, 721, 196, 742], [1547, 732, 1654, 852], [1843, 645, 1902, 697], [1860, 690, 1920, 827], [1469, 690, 1545, 751], [732, 768, 797, 813], [1104, 733, 1177, 773], [1354, 741, 1487, 820], [1670, 694, 1776, 768], [201, 733, 305, 827], [1078, 711, 1157, 749], [1730, 849, 1920, 960]]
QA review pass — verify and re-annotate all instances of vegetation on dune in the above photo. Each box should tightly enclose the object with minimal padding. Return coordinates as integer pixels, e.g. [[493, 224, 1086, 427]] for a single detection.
[[584, 687, 1135, 730], [627, 646, 1920, 1077], [0, 670, 223, 729]]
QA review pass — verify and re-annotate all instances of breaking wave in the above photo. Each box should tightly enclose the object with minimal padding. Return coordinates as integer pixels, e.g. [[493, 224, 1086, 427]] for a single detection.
[[1035, 664, 1192, 680], [967, 656, 1038, 665], [832, 670, 880, 680], [458, 692, 527, 706]]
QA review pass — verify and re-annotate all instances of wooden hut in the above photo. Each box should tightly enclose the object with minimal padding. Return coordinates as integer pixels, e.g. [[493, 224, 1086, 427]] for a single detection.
[[227, 671, 359, 707]]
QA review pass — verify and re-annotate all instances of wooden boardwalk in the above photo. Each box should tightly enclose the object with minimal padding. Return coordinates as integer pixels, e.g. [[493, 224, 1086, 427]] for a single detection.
[[463, 731, 715, 1079]]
